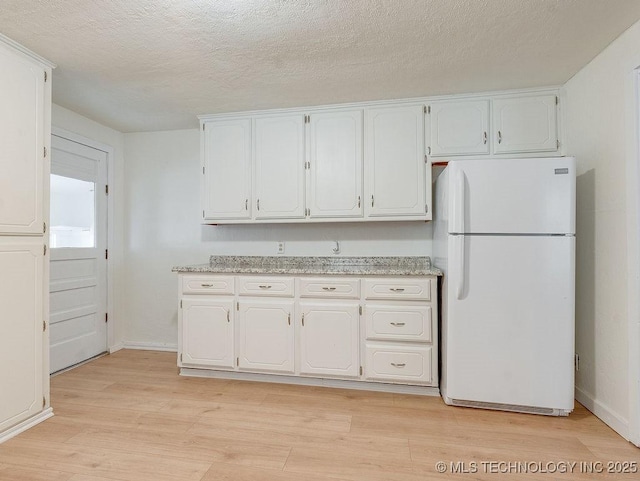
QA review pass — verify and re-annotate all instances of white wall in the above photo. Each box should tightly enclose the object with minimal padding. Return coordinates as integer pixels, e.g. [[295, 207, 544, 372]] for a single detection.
[[51, 104, 126, 349], [563, 19, 640, 442], [122, 129, 432, 347]]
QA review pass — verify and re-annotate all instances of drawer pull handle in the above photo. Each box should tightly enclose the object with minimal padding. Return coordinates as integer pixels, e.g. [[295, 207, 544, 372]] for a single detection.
[[390, 322, 406, 327], [258, 285, 272, 289], [389, 288, 405, 292], [200, 284, 214, 288], [391, 362, 406, 368], [321, 287, 337, 291]]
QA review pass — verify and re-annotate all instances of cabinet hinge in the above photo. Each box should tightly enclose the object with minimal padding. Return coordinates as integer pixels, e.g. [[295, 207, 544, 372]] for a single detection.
[[180, 299, 183, 308], [301, 313, 305, 326], [203, 210, 205, 218], [44, 71, 47, 82], [288, 313, 291, 325], [359, 305, 362, 315], [236, 301, 239, 311], [43, 320, 46, 332], [426, 204, 429, 213], [227, 310, 230, 322], [105, 249, 108, 260], [105, 184, 109, 195], [424, 154, 428, 164], [202, 166, 205, 175], [180, 353, 183, 363], [43, 222, 46, 233], [105, 312, 108, 323], [556, 96, 559, 105], [43, 245, 47, 256], [202, 124, 205, 131], [427, 146, 431, 155], [360, 366, 363, 376], [43, 146, 47, 158], [43, 396, 46, 408], [236, 357, 239, 367], [426, 105, 431, 114], [557, 139, 560, 149]]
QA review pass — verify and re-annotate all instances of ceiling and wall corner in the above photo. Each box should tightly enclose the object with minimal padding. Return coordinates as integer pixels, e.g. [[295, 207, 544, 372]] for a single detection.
[[1, 1, 640, 132]]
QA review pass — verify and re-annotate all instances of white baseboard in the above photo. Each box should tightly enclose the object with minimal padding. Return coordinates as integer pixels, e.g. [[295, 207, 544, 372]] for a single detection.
[[181, 367, 440, 396], [122, 341, 178, 352], [109, 342, 124, 354], [575, 386, 630, 440], [0, 408, 53, 444]]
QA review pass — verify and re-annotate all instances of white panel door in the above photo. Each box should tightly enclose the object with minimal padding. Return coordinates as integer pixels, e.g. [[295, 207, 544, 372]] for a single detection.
[[365, 104, 426, 217], [0, 239, 43, 432], [445, 234, 575, 410], [429, 99, 489, 156], [0, 42, 45, 235], [238, 300, 294, 373], [181, 298, 234, 368], [49, 135, 108, 373], [493, 95, 558, 154], [254, 114, 305, 219], [202, 119, 252, 220], [447, 157, 575, 235], [299, 302, 359, 378], [308, 110, 363, 218]]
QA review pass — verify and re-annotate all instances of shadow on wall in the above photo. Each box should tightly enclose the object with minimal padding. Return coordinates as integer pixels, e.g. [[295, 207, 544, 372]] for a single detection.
[[576, 168, 595, 397], [199, 221, 433, 257]]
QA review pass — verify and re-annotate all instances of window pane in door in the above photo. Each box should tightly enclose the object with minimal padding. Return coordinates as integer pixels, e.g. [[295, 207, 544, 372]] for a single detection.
[[50, 174, 95, 248]]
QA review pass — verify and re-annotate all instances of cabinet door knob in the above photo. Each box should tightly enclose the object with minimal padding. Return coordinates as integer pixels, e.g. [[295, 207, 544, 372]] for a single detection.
[[391, 362, 406, 368], [497, 130, 502, 144], [245, 199, 248, 210], [390, 322, 405, 327], [371, 195, 374, 208], [357, 195, 361, 208], [483, 131, 487, 145], [257, 199, 260, 211]]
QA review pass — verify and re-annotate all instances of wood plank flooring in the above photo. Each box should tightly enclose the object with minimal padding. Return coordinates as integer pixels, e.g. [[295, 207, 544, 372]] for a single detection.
[[1, 349, 639, 480]]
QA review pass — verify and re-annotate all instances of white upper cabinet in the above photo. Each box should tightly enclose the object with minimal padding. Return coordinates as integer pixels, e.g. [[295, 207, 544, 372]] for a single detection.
[[365, 104, 428, 218], [493, 94, 558, 154], [308, 110, 363, 218], [254, 114, 305, 220], [202, 119, 252, 220], [429, 100, 489, 157], [0, 42, 46, 235]]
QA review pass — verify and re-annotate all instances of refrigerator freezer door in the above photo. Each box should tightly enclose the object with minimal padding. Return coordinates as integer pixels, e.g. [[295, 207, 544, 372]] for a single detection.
[[444, 234, 575, 411], [448, 157, 575, 235]]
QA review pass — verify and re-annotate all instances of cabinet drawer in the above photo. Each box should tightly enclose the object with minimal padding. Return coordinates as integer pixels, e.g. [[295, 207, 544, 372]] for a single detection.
[[363, 278, 431, 300], [238, 276, 294, 297], [182, 276, 234, 295], [364, 344, 432, 384], [365, 304, 432, 342], [298, 278, 360, 299]]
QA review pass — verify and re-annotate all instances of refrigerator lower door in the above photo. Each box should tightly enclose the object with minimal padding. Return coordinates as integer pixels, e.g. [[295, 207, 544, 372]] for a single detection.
[[444, 234, 575, 413]]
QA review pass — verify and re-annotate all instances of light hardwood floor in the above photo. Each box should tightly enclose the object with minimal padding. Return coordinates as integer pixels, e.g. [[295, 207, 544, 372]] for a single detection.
[[0, 349, 638, 480]]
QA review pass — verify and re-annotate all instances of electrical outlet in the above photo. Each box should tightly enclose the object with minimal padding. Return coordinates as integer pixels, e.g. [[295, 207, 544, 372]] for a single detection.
[[277, 241, 285, 254]]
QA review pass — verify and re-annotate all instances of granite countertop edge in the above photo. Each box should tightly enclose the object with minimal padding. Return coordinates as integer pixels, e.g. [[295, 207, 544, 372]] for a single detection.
[[171, 256, 442, 276]]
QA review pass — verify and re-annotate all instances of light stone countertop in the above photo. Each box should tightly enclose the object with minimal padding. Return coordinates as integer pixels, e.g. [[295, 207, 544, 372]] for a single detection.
[[172, 256, 442, 276]]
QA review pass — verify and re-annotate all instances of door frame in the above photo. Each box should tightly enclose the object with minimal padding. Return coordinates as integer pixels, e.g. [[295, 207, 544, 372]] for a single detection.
[[50, 127, 115, 352]]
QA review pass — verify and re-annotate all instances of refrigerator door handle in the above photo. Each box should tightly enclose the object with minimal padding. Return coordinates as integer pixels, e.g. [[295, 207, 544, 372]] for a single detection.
[[453, 169, 465, 233], [456, 235, 465, 300]]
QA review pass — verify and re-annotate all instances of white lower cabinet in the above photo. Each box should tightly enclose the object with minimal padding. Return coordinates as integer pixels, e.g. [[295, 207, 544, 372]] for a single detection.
[[238, 300, 294, 373], [299, 302, 359, 378], [180, 298, 234, 369], [178, 273, 439, 389]]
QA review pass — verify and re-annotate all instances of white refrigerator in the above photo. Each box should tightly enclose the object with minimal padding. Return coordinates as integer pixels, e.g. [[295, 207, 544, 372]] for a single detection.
[[433, 157, 576, 416]]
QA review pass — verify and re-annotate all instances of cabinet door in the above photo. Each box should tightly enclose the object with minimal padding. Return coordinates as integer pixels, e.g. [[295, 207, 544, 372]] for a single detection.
[[365, 105, 427, 217], [0, 43, 45, 234], [308, 110, 363, 218], [202, 119, 252, 220], [299, 302, 359, 378], [238, 299, 294, 373], [181, 298, 234, 368], [429, 100, 489, 156], [254, 114, 305, 219], [493, 95, 558, 154], [0, 240, 43, 432]]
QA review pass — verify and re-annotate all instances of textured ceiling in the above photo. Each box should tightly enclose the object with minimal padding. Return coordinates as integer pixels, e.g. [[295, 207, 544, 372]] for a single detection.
[[1, 0, 640, 133]]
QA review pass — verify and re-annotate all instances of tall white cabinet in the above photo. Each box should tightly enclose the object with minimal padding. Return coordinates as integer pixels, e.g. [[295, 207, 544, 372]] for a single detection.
[[0, 34, 54, 442]]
